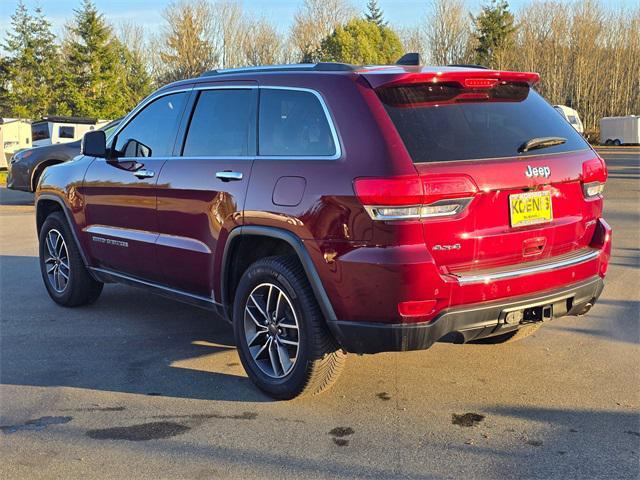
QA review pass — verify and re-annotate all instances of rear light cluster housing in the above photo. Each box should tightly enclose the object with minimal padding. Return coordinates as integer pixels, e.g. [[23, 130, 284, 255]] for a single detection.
[[582, 156, 607, 199], [354, 174, 478, 221]]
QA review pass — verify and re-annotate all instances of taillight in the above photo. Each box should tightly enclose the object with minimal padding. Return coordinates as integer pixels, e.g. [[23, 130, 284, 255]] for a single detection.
[[582, 156, 607, 199], [354, 174, 477, 221]]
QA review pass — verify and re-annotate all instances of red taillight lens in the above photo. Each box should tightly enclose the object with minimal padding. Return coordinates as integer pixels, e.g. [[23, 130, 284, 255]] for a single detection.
[[354, 174, 477, 221], [353, 175, 423, 206], [582, 156, 607, 198]]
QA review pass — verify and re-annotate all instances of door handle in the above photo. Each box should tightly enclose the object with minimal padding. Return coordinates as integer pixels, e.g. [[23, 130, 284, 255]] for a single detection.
[[134, 169, 155, 179], [216, 171, 243, 182]]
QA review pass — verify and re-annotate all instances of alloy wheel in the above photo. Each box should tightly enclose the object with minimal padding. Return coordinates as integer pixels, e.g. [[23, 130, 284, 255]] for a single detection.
[[243, 282, 300, 379], [43, 229, 70, 293]]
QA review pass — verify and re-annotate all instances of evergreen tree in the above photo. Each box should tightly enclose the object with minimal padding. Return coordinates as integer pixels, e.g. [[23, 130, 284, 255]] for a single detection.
[[0, 1, 60, 118], [318, 18, 403, 65], [61, 0, 137, 118], [365, 0, 386, 27], [472, 0, 516, 68]]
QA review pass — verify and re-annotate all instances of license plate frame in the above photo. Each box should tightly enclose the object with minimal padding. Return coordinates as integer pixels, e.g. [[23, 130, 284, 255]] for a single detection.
[[509, 190, 553, 228]]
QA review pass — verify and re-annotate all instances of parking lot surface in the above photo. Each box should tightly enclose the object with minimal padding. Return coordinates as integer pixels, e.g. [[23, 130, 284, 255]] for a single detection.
[[1, 148, 638, 479]]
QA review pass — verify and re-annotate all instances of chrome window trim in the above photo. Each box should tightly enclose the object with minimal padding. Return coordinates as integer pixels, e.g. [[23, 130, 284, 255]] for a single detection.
[[453, 249, 600, 285], [109, 84, 342, 161]]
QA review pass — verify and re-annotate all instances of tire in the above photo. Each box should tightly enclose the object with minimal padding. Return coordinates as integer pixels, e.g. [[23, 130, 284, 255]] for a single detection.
[[612, 139, 621, 146], [604, 139, 612, 146], [39, 211, 103, 307], [474, 323, 542, 344], [233, 255, 346, 399]]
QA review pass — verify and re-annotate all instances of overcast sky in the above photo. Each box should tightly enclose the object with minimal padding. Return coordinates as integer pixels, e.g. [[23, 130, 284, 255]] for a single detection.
[[1, 0, 636, 38]]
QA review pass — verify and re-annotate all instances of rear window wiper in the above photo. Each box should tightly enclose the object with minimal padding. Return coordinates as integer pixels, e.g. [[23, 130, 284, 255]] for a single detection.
[[518, 136, 567, 153]]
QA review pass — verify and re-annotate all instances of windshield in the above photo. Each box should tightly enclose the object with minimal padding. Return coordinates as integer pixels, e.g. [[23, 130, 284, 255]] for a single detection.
[[378, 83, 589, 163]]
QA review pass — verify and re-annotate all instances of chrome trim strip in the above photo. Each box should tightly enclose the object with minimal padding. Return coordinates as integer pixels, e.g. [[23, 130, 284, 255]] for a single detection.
[[454, 249, 600, 285]]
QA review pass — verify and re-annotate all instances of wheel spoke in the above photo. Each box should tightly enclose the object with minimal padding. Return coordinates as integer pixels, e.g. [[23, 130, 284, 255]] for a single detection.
[[274, 291, 282, 320], [59, 268, 69, 280], [250, 293, 269, 321], [278, 337, 298, 347], [247, 330, 266, 347], [46, 264, 56, 274], [275, 341, 292, 375], [252, 336, 271, 360], [56, 237, 66, 257], [46, 234, 56, 257], [266, 284, 273, 317], [245, 305, 266, 329], [278, 322, 298, 330], [267, 339, 280, 377]]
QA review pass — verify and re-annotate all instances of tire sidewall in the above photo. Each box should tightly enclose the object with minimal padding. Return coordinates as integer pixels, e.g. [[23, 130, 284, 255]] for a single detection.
[[233, 260, 313, 398], [39, 213, 75, 304]]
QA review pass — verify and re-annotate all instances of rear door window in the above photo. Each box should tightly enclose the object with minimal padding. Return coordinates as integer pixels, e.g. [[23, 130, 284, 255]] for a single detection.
[[258, 89, 336, 157], [182, 89, 257, 157], [378, 83, 589, 163]]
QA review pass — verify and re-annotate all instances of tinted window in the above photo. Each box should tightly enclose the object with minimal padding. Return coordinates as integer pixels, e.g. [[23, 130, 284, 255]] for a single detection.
[[259, 89, 336, 156], [59, 126, 75, 138], [183, 89, 256, 157], [379, 83, 589, 163], [32, 123, 49, 141], [114, 92, 188, 158]]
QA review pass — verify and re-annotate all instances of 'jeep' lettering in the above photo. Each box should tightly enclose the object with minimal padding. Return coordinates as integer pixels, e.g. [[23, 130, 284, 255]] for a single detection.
[[525, 165, 551, 178]]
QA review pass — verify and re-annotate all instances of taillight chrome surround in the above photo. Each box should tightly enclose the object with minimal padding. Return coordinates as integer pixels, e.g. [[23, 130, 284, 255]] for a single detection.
[[583, 181, 605, 198], [364, 197, 473, 221]]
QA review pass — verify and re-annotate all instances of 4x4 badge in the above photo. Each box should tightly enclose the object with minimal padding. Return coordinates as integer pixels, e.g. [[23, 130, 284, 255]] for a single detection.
[[525, 165, 551, 178]]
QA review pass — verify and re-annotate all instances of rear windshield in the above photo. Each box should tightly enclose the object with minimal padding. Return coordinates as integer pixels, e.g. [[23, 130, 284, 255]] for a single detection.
[[378, 83, 589, 163]]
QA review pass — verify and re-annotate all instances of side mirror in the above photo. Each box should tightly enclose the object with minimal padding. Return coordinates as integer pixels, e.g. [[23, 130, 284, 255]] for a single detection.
[[122, 138, 152, 158], [82, 130, 106, 158]]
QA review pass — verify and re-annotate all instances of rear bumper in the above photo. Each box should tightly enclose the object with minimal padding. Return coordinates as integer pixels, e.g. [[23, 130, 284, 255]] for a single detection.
[[329, 276, 604, 354]]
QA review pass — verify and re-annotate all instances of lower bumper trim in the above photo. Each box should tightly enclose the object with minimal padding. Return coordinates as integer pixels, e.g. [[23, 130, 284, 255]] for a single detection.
[[328, 276, 604, 354]]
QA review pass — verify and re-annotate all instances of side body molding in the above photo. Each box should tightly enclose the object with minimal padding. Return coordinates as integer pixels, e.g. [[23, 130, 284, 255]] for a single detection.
[[221, 226, 338, 324]]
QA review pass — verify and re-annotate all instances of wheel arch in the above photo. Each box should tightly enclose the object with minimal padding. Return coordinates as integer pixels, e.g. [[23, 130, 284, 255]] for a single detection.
[[31, 158, 66, 192], [221, 226, 337, 324], [36, 194, 93, 271]]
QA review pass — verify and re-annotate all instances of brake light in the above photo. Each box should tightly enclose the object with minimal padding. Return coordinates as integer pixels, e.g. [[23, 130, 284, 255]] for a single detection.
[[354, 174, 477, 221], [463, 78, 499, 88], [582, 157, 607, 198]]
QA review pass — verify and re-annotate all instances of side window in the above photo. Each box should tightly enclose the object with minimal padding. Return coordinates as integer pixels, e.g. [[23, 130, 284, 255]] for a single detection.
[[182, 89, 256, 157], [259, 89, 336, 157], [59, 126, 75, 139], [114, 92, 188, 158]]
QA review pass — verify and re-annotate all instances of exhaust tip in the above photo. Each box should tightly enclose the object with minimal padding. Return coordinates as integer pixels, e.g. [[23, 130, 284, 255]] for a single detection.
[[577, 302, 594, 316]]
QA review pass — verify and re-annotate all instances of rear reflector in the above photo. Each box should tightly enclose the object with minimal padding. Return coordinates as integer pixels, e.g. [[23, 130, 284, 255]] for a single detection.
[[398, 300, 437, 318]]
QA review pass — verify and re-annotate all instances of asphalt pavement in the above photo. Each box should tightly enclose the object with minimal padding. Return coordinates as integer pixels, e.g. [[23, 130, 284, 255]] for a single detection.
[[0, 148, 638, 479]]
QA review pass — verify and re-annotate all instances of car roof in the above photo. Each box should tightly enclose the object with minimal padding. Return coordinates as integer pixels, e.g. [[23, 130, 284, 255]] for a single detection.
[[156, 63, 498, 93]]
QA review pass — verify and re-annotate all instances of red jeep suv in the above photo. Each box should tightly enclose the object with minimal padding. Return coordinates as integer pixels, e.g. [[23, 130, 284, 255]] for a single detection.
[[35, 62, 611, 399]]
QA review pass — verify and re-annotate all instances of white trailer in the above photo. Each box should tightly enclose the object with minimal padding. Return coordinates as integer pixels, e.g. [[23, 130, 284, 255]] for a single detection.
[[599, 116, 640, 145], [31, 116, 108, 148]]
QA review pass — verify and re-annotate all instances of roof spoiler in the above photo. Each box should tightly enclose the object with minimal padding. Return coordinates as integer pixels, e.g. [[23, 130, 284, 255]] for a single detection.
[[368, 70, 540, 89]]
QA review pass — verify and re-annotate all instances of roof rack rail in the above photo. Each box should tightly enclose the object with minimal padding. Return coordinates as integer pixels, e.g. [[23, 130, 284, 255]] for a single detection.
[[447, 63, 488, 69], [200, 62, 356, 77]]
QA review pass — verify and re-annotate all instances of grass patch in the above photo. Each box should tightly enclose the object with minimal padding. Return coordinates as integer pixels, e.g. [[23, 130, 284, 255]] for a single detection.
[[0, 170, 7, 186]]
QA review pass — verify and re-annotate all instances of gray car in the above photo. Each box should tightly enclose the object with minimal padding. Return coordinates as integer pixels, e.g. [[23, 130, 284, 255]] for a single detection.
[[7, 119, 120, 192]]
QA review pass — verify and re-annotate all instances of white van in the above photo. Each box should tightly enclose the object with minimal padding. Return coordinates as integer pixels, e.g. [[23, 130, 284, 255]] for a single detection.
[[31, 116, 109, 148], [600, 116, 640, 145], [553, 105, 584, 134]]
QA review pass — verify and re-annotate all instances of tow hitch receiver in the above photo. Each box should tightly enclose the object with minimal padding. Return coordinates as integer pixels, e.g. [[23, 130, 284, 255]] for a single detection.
[[504, 305, 553, 325]]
